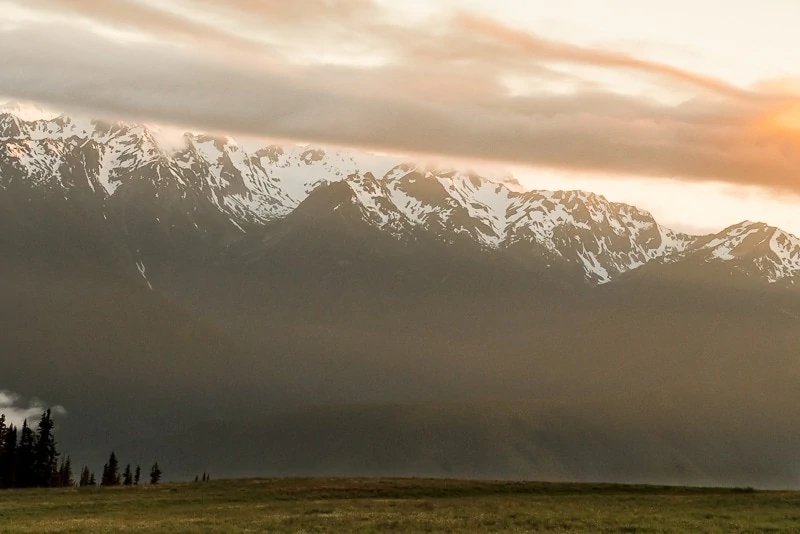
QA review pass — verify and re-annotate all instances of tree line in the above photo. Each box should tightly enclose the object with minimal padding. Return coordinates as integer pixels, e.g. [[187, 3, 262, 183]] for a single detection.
[[0, 411, 162, 489]]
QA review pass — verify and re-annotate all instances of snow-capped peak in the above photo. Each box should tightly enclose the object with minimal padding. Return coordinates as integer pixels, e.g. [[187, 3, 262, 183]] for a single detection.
[[342, 167, 694, 283], [686, 221, 800, 283]]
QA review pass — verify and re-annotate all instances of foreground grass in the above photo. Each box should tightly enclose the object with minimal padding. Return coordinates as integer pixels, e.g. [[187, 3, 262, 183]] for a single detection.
[[1, 478, 799, 533]]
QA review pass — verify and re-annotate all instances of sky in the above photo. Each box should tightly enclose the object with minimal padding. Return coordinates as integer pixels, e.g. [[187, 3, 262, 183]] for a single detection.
[[1, 0, 799, 234]]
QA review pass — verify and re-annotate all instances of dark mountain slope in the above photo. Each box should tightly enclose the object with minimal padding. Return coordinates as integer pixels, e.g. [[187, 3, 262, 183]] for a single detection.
[[118, 400, 800, 489]]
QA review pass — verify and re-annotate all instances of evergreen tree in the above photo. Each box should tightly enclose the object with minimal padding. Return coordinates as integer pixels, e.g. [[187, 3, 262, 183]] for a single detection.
[[0, 414, 6, 477], [88, 472, 96, 486], [123, 464, 133, 486], [0, 415, 6, 488], [149, 462, 162, 485], [16, 420, 36, 487], [79, 466, 91, 487], [194, 475, 199, 483], [134, 465, 141, 485], [57, 457, 66, 487], [33, 409, 59, 486], [101, 452, 120, 486], [58, 456, 74, 487], [1, 424, 17, 488]]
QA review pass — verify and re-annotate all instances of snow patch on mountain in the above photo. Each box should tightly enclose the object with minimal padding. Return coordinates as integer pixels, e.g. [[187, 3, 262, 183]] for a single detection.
[[342, 167, 695, 283], [0, 110, 400, 225], [686, 221, 800, 283]]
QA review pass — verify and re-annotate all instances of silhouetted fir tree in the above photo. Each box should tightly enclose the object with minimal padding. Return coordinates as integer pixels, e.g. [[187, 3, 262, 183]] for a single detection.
[[0, 415, 6, 488], [58, 456, 74, 487], [101, 452, 120, 486], [79, 466, 91, 487], [16, 420, 36, 488], [0, 415, 6, 461], [65, 456, 74, 487], [57, 458, 65, 486], [194, 475, 199, 483], [33, 410, 59, 486], [149, 462, 162, 485], [0, 411, 127, 490], [134, 465, 141, 485], [123, 464, 133, 486], [1, 424, 17, 488]]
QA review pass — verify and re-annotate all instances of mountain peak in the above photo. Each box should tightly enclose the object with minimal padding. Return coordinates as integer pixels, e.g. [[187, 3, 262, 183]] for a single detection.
[[684, 220, 800, 283]]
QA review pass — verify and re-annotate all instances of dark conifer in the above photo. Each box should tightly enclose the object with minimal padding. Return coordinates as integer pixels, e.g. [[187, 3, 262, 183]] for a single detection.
[[101, 452, 120, 486], [0, 415, 6, 488], [2, 424, 17, 488], [33, 409, 59, 486], [149, 462, 162, 485], [134, 465, 141, 485], [57, 457, 66, 486], [79, 466, 90, 487], [16, 420, 36, 487], [59, 456, 74, 487], [0, 414, 6, 463], [88, 472, 96, 486], [123, 464, 133, 486]]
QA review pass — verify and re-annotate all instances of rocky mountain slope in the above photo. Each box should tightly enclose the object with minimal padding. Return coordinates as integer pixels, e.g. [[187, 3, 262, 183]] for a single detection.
[[3, 107, 798, 285]]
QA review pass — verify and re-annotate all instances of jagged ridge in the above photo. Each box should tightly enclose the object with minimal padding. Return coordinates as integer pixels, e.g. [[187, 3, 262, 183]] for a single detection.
[[1, 107, 799, 285]]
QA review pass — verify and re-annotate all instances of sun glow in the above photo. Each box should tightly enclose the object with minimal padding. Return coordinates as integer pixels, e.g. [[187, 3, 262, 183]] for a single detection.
[[769, 104, 800, 132]]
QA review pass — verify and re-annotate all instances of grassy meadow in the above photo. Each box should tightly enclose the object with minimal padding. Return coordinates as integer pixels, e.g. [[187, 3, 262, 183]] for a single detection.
[[1, 478, 799, 533]]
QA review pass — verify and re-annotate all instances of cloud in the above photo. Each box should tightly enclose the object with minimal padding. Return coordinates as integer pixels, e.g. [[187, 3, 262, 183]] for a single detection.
[[21, 0, 279, 60], [0, 390, 66, 428], [450, 13, 761, 101], [1, 2, 799, 194], [188, 0, 378, 25]]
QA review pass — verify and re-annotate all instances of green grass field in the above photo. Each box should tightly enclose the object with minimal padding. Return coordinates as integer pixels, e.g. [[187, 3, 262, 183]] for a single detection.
[[1, 478, 799, 533]]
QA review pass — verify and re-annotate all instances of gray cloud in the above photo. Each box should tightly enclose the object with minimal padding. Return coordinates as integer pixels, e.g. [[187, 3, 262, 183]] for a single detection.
[[0, 389, 66, 427], [1, 3, 799, 193]]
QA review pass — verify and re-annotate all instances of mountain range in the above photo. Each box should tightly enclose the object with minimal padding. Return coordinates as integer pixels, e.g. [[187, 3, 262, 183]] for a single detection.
[[2, 104, 800, 487], [3, 104, 799, 287]]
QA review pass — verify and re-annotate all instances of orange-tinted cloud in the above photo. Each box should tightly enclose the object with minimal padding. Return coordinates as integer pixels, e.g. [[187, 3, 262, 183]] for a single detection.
[[189, 0, 377, 24], [452, 14, 761, 101], [3, 1, 800, 194], [23, 0, 277, 58]]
